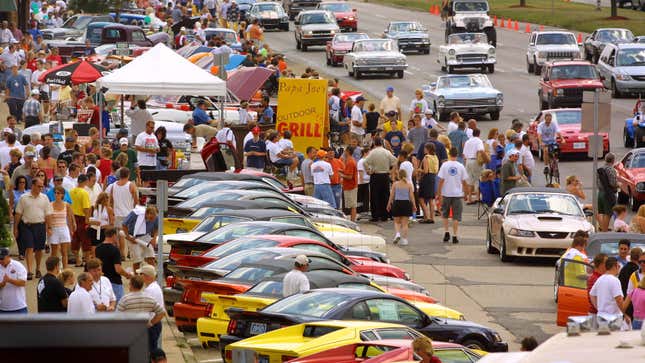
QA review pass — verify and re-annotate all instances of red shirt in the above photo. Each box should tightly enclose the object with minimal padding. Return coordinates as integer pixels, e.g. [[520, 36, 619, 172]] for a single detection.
[[47, 55, 63, 67], [587, 271, 602, 314], [97, 158, 112, 184], [329, 158, 344, 185], [342, 157, 357, 191]]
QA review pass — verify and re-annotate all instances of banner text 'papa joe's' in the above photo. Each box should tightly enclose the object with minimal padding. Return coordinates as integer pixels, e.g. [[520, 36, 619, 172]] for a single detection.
[[276, 78, 328, 152]]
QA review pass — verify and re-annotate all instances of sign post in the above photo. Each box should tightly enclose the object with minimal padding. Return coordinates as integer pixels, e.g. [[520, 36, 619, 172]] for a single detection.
[[156, 180, 168, 287]]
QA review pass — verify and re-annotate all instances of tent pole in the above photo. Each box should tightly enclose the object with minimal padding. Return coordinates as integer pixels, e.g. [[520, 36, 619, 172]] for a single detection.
[[99, 91, 103, 145]]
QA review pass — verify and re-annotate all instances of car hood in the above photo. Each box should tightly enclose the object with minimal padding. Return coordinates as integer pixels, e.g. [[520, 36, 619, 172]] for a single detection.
[[301, 23, 339, 31], [351, 50, 404, 59], [505, 214, 591, 231], [431, 317, 490, 331], [624, 167, 645, 180], [321, 231, 386, 251], [434, 87, 501, 98], [445, 43, 491, 53], [388, 31, 428, 39], [614, 66, 645, 76], [559, 123, 608, 137], [535, 44, 580, 51], [332, 42, 353, 51], [549, 79, 603, 88], [332, 11, 355, 18]]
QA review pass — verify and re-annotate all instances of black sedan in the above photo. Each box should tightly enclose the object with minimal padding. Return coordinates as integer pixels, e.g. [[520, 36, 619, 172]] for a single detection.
[[219, 288, 508, 353]]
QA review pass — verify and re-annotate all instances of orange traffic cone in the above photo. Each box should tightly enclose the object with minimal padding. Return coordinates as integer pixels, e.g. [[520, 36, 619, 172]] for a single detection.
[[506, 18, 512, 28], [500, 18, 505, 28], [493, 15, 498, 27], [429, 5, 433, 13], [525, 23, 531, 33], [577, 33, 583, 43], [514, 20, 519, 31], [539, 25, 544, 31]]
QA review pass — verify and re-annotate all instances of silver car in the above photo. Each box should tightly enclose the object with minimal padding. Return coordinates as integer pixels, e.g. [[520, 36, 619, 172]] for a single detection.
[[596, 42, 645, 97], [526, 31, 582, 75], [294, 10, 339, 51], [343, 38, 407, 79]]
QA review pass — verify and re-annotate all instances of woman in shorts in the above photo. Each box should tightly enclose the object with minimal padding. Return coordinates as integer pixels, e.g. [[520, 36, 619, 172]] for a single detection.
[[50, 186, 76, 268], [387, 169, 416, 246], [418, 143, 438, 224], [89, 192, 114, 259]]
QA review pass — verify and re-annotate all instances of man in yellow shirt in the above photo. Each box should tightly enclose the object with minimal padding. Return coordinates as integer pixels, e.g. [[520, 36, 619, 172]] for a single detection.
[[381, 111, 405, 135], [70, 174, 92, 266]]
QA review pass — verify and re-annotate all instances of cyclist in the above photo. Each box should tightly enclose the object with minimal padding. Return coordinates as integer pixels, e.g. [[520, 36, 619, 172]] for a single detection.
[[537, 113, 561, 170]]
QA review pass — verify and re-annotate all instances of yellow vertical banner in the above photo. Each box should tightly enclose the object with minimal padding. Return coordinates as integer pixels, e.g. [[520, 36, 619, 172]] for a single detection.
[[276, 78, 328, 153]]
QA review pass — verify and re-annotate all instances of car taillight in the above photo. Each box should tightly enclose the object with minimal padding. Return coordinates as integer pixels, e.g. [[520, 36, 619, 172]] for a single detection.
[[227, 319, 238, 335], [225, 350, 232, 362], [282, 355, 297, 362], [166, 276, 176, 288], [205, 304, 214, 316]]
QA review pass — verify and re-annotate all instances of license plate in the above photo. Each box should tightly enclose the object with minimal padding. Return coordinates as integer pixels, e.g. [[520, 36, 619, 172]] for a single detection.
[[249, 322, 267, 335], [573, 142, 586, 149]]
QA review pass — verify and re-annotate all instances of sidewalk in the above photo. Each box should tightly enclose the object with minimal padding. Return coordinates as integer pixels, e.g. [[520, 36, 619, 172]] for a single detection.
[[162, 316, 197, 363]]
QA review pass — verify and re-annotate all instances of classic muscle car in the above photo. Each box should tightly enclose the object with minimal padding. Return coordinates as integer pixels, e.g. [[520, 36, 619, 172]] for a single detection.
[[439, 32, 495, 73], [616, 148, 645, 210], [583, 28, 635, 63], [325, 32, 368, 66], [423, 73, 502, 121], [382, 21, 430, 54], [246, 2, 290, 31], [343, 39, 407, 79]]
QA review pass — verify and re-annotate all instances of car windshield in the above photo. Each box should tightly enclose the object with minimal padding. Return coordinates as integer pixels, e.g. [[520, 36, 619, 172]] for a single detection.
[[301, 12, 335, 24], [320, 3, 351, 12], [390, 22, 423, 32], [598, 29, 634, 42], [202, 250, 279, 271], [191, 207, 230, 218], [448, 33, 487, 45], [536, 33, 576, 45], [246, 280, 284, 296], [353, 40, 394, 52], [205, 30, 238, 43], [552, 110, 581, 125], [192, 215, 250, 233], [198, 224, 277, 243], [617, 48, 645, 66], [203, 238, 279, 258], [454, 1, 488, 11], [177, 192, 243, 209], [255, 3, 281, 12], [262, 291, 348, 318], [630, 153, 645, 168], [63, 16, 92, 30], [224, 267, 275, 282], [550, 65, 597, 80], [438, 74, 491, 88], [507, 193, 583, 216], [335, 33, 368, 43], [175, 183, 231, 199]]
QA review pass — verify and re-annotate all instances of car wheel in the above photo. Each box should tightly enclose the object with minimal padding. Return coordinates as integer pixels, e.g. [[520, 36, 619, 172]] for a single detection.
[[461, 339, 486, 351], [534, 57, 541, 75], [348, 65, 355, 77], [489, 111, 500, 120], [487, 64, 494, 74], [423, 47, 430, 55], [624, 127, 634, 148], [499, 232, 513, 262], [326, 54, 331, 66], [355, 70, 361, 79], [302, 43, 308, 51], [618, 189, 630, 204], [527, 57, 534, 74], [396, 70, 404, 79], [296, 37, 301, 50], [612, 79, 622, 98], [486, 223, 496, 254]]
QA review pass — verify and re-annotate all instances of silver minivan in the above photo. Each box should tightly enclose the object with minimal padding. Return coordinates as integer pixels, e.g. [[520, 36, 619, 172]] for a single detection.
[[596, 43, 645, 97]]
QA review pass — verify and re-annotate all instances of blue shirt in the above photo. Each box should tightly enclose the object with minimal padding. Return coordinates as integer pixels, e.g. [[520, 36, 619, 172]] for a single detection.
[[244, 138, 266, 169], [6, 74, 28, 100], [29, 28, 43, 39], [192, 108, 210, 126], [385, 131, 405, 156], [46, 187, 72, 203], [123, 211, 158, 237], [260, 106, 274, 124]]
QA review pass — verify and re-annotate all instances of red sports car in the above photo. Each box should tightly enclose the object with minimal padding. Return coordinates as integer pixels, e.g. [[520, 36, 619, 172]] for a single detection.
[[615, 148, 645, 211], [527, 108, 609, 159], [318, 2, 358, 32], [325, 32, 368, 66]]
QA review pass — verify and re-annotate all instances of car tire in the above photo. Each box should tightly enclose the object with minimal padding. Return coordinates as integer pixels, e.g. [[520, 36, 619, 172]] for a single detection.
[[618, 189, 630, 205], [296, 37, 301, 50], [486, 223, 497, 254], [423, 47, 430, 55], [612, 79, 622, 98], [302, 43, 308, 51], [396, 70, 404, 79], [348, 65, 355, 77], [447, 65, 454, 73], [487, 64, 494, 74], [355, 70, 361, 79], [534, 57, 541, 75], [490, 111, 500, 120], [624, 127, 634, 148], [527, 57, 534, 74], [630, 191, 640, 212], [461, 339, 487, 351], [499, 232, 513, 262]]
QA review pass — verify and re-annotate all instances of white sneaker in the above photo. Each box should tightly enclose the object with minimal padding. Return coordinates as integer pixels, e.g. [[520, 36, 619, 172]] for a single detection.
[[399, 239, 409, 246], [393, 235, 401, 244]]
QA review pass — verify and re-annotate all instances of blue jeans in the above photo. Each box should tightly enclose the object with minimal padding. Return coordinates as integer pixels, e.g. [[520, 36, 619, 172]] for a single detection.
[[148, 322, 162, 352], [331, 184, 342, 210], [112, 283, 124, 303], [314, 183, 336, 208], [633, 319, 643, 330], [0, 307, 28, 313]]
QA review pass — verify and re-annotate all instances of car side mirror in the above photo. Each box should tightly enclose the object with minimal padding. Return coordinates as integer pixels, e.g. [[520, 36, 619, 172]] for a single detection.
[[584, 209, 594, 217], [493, 207, 504, 214]]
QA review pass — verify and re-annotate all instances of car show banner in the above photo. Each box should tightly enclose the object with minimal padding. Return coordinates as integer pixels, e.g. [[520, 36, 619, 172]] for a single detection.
[[276, 78, 327, 152]]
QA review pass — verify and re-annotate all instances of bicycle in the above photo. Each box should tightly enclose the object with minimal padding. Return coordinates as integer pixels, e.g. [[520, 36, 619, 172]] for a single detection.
[[543, 142, 560, 186]]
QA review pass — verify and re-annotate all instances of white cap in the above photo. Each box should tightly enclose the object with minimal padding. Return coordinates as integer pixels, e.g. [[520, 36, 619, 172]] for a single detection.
[[424, 109, 433, 115], [508, 149, 520, 156], [31, 89, 40, 96], [295, 255, 310, 265], [119, 137, 129, 145], [3, 127, 13, 134], [136, 264, 157, 277]]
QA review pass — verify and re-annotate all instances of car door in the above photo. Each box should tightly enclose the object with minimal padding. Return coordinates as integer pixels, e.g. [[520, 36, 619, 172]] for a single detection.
[[347, 298, 426, 327], [596, 46, 612, 87], [615, 152, 633, 196], [556, 258, 593, 326], [584, 31, 596, 56], [527, 32, 537, 61], [489, 195, 507, 247]]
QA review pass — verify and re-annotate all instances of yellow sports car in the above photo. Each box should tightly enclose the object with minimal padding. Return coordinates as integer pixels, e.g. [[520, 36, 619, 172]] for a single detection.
[[223, 320, 423, 363], [196, 272, 463, 348]]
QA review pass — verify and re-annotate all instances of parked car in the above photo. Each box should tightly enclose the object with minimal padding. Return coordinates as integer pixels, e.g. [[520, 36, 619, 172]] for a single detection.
[[343, 39, 408, 79], [42, 14, 114, 40], [220, 289, 508, 352], [439, 32, 495, 73], [317, 1, 358, 32], [294, 10, 339, 51], [325, 32, 368, 66], [537, 61, 603, 110], [615, 148, 645, 210], [204, 28, 243, 50], [382, 21, 430, 54], [236, 0, 256, 19], [635, 36, 645, 44], [526, 31, 581, 75], [110, 12, 166, 29], [486, 187, 594, 262], [526, 108, 609, 160], [246, 2, 290, 31], [583, 28, 635, 63], [283, 0, 322, 19], [596, 43, 645, 98], [423, 73, 503, 121], [166, 171, 302, 197]]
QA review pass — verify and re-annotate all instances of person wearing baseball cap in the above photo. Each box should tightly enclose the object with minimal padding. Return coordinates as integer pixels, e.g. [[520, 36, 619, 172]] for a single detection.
[[244, 126, 266, 170], [282, 255, 310, 297], [311, 149, 336, 208], [501, 149, 522, 195], [137, 264, 164, 322], [380, 86, 401, 117], [114, 136, 138, 182], [422, 109, 445, 132]]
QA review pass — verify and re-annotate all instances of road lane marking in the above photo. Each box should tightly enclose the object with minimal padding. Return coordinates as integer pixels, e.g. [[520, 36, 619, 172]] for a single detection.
[[405, 70, 414, 75], [375, 14, 386, 18]]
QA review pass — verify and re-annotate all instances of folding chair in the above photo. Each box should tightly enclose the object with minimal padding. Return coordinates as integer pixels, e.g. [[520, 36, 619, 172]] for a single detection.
[[477, 179, 500, 219]]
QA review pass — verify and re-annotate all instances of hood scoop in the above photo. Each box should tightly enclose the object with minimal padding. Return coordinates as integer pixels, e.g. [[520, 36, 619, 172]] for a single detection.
[[537, 216, 563, 221]]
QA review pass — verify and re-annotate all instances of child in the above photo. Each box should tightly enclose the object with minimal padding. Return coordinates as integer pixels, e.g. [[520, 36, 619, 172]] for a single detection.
[[58, 268, 76, 296], [613, 205, 629, 232]]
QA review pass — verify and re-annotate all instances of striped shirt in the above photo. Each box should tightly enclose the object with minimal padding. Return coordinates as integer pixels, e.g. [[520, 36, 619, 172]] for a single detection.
[[22, 98, 40, 117], [116, 291, 164, 319]]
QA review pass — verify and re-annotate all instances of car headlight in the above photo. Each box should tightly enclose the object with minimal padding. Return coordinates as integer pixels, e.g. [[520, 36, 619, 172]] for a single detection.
[[437, 96, 445, 107], [404, 272, 411, 280], [637, 182, 645, 192], [397, 58, 406, 65], [448, 49, 456, 56], [305, 30, 313, 35], [616, 74, 633, 81], [488, 48, 495, 54], [330, 30, 336, 35], [356, 58, 367, 65], [496, 94, 503, 106], [493, 332, 503, 342], [509, 228, 535, 237], [347, 16, 355, 21]]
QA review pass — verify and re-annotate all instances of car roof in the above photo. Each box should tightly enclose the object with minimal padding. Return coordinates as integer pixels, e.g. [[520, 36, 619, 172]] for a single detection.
[[301, 320, 407, 329], [204, 27, 235, 33], [535, 31, 574, 35], [504, 187, 572, 195], [597, 28, 631, 31], [300, 10, 331, 14], [205, 209, 300, 219], [179, 172, 263, 181], [389, 21, 419, 24]]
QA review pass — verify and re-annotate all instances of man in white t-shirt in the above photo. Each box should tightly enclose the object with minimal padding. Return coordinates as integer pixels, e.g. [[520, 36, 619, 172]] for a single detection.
[[350, 96, 366, 139], [266, 131, 299, 179], [422, 110, 445, 132], [0, 248, 28, 313], [379, 86, 401, 116], [134, 120, 159, 171], [138, 264, 164, 347], [311, 150, 335, 208], [87, 259, 116, 312], [67, 272, 96, 314], [462, 128, 485, 204], [283, 255, 310, 297], [520, 134, 535, 183], [436, 147, 468, 244], [357, 148, 370, 214], [590, 257, 627, 321]]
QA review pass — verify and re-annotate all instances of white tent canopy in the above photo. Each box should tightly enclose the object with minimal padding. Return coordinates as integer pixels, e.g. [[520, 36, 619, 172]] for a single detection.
[[96, 43, 226, 96]]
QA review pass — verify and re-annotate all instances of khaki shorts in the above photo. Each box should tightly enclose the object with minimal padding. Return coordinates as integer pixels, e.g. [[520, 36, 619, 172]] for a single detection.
[[344, 188, 358, 208], [466, 159, 482, 187], [304, 183, 314, 196], [129, 241, 155, 263]]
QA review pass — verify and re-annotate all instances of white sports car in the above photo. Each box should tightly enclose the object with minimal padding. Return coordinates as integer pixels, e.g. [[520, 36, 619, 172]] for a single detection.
[[439, 33, 496, 73], [343, 38, 408, 79]]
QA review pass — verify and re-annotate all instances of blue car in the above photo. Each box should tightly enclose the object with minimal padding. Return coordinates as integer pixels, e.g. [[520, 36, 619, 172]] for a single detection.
[[624, 100, 645, 147], [204, 28, 243, 51]]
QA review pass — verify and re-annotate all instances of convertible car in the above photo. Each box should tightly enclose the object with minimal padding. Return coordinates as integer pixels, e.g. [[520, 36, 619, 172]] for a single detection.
[[343, 39, 408, 79], [196, 270, 456, 347], [486, 187, 594, 262], [423, 74, 503, 121], [382, 21, 431, 54], [220, 289, 508, 353], [325, 32, 369, 66], [526, 108, 609, 159], [439, 33, 496, 73], [616, 148, 645, 210]]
